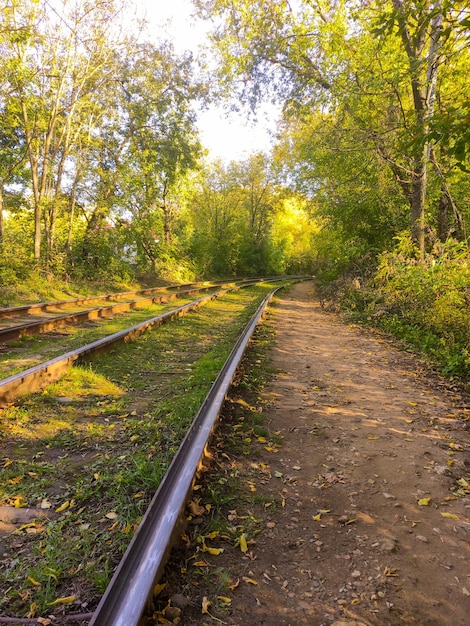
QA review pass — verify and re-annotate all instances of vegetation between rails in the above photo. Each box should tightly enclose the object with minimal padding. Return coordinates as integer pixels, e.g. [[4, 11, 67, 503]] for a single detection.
[[153, 315, 281, 624], [0, 283, 281, 620]]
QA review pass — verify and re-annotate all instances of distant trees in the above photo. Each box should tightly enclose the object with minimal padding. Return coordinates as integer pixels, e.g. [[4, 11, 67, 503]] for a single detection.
[[188, 154, 317, 276]]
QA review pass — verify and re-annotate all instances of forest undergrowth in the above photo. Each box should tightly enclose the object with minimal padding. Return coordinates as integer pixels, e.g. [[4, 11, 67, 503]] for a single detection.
[[319, 235, 470, 385]]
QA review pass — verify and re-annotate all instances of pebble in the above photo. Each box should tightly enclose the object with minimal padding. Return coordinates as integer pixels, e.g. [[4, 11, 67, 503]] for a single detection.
[[351, 570, 361, 578], [416, 535, 429, 543], [170, 594, 190, 609]]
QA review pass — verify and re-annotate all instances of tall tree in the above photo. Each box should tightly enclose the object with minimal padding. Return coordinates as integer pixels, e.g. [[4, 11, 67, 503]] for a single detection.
[[1, 0, 127, 261], [194, 0, 470, 256]]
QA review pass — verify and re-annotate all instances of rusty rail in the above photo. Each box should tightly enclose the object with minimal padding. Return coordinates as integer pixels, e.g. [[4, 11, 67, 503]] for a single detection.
[[88, 285, 285, 626], [0, 292, 221, 405]]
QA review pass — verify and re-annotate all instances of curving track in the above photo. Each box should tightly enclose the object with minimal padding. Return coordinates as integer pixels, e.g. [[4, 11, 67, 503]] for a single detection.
[[0, 278, 307, 625]]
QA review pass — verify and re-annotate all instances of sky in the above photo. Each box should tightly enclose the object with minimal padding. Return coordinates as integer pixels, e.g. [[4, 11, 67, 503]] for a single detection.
[[132, 0, 279, 163]]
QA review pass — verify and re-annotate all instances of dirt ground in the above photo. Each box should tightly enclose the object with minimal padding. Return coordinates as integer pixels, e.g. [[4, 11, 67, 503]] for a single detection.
[[170, 280, 470, 626]]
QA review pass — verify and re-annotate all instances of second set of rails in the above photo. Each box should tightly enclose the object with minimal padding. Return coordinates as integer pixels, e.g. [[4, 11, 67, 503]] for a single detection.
[[0, 279, 265, 405]]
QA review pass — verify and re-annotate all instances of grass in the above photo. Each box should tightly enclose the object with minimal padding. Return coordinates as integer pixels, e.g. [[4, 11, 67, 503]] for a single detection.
[[0, 282, 285, 619], [149, 315, 284, 622]]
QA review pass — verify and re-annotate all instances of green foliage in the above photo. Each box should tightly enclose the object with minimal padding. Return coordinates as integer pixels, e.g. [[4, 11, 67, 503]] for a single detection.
[[340, 234, 470, 379]]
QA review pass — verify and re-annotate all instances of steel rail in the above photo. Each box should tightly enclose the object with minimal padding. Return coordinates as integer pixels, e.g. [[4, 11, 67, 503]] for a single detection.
[[0, 285, 224, 343], [88, 284, 285, 626], [0, 291, 223, 406], [0, 281, 231, 319], [0, 277, 297, 320]]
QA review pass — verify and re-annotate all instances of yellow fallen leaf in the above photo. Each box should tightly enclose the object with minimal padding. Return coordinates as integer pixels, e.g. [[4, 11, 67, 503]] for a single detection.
[[407, 401, 417, 407], [28, 577, 41, 587], [8, 476, 23, 485], [217, 596, 232, 604], [239, 533, 248, 553], [3, 459, 13, 467], [193, 561, 209, 567], [201, 596, 211, 614], [28, 472, 39, 478], [418, 498, 431, 506], [312, 513, 322, 522], [133, 492, 144, 499], [368, 436, 380, 440], [55, 500, 70, 513], [205, 546, 224, 556], [229, 579, 240, 591], [441, 512, 460, 520], [105, 511, 118, 520], [205, 531, 219, 540], [242, 577, 258, 585], [153, 583, 166, 597], [49, 595, 76, 606], [257, 436, 267, 443]]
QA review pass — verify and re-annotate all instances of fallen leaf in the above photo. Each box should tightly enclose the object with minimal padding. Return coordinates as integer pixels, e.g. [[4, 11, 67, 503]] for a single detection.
[[217, 596, 232, 605], [206, 531, 219, 540], [418, 498, 431, 506], [201, 596, 211, 614], [49, 595, 76, 606], [105, 511, 118, 520], [55, 500, 70, 513], [153, 583, 166, 597], [205, 546, 224, 556], [8, 476, 23, 485], [229, 579, 240, 591], [242, 577, 258, 585], [239, 533, 248, 553], [28, 577, 41, 587], [188, 500, 205, 516], [441, 512, 460, 520]]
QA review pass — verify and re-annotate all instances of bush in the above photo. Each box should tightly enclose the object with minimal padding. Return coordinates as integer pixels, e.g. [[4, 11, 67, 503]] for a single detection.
[[343, 234, 470, 379]]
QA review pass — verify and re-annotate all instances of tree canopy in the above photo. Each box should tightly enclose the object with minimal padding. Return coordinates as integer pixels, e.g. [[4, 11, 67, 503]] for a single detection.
[[0, 0, 469, 288]]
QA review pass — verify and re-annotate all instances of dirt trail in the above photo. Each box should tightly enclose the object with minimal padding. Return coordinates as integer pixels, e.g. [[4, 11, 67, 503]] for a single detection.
[[182, 280, 470, 626]]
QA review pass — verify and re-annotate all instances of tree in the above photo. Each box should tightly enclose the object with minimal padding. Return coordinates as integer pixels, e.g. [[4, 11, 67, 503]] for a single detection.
[[194, 0, 470, 256], [0, 0, 127, 262]]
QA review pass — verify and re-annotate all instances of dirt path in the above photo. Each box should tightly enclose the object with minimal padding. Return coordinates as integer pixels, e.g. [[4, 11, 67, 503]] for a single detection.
[[176, 281, 470, 626]]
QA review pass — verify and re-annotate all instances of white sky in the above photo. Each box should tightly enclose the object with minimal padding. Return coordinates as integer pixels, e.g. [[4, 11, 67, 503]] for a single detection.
[[132, 0, 279, 162]]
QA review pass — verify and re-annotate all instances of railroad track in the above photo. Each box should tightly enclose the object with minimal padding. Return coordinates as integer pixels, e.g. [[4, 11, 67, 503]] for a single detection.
[[0, 280, 269, 403], [0, 280, 250, 342], [0, 278, 307, 625]]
